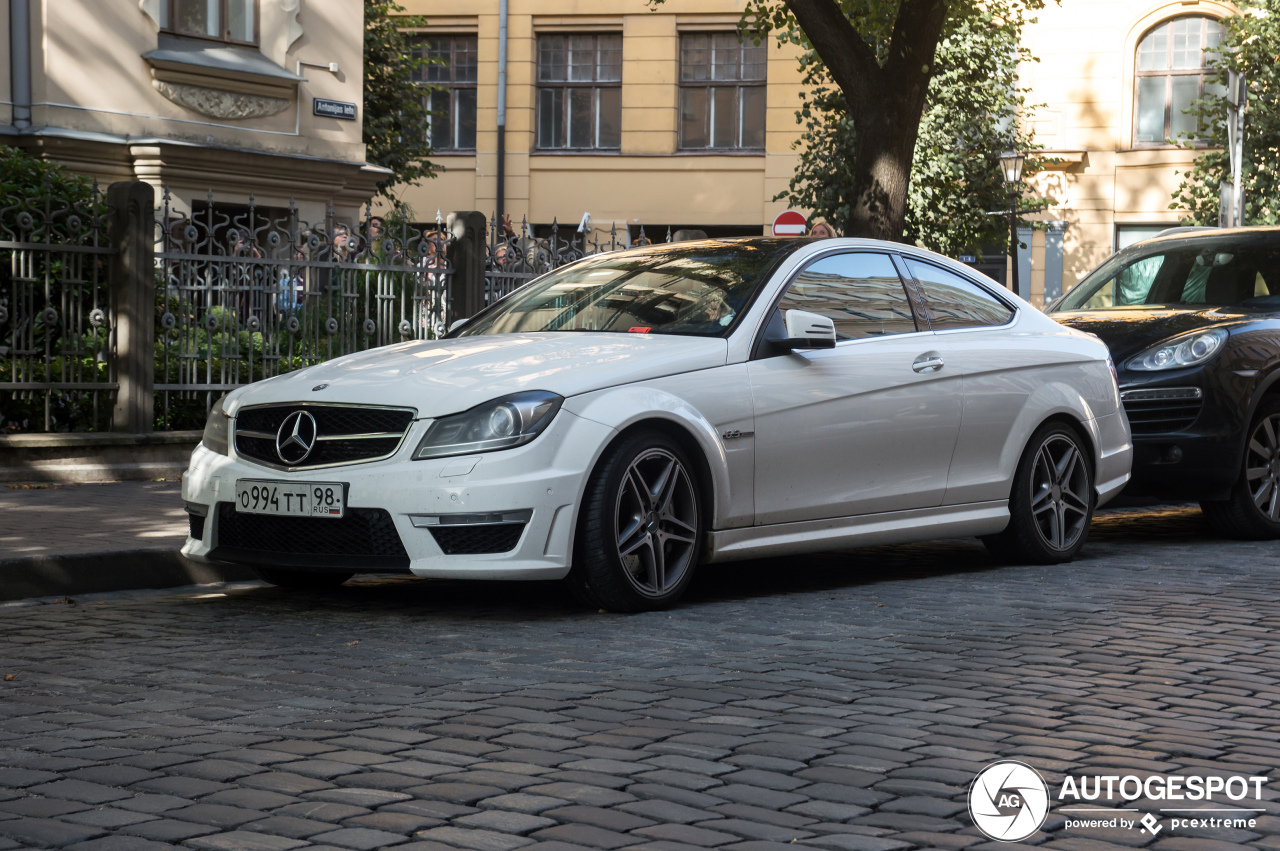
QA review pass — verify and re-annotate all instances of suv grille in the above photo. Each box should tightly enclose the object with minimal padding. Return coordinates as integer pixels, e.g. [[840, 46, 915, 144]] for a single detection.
[[212, 503, 410, 570], [1121, 387, 1203, 435], [234, 404, 415, 470]]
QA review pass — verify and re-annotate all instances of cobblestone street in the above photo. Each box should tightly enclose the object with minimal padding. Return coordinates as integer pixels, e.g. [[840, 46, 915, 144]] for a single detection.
[[1, 505, 1278, 851]]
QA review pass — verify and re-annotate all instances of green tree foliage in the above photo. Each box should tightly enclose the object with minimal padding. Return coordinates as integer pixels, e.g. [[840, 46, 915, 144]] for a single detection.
[[0, 144, 96, 216], [658, 0, 1048, 242], [1171, 0, 1280, 225], [776, 1, 1046, 256], [363, 0, 437, 206]]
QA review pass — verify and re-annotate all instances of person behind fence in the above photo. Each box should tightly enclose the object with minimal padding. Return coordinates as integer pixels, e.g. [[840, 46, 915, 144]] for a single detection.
[[276, 247, 306, 312]]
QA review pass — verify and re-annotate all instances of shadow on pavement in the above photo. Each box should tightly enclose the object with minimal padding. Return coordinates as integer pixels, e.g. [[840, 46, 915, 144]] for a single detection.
[[203, 503, 1214, 615]]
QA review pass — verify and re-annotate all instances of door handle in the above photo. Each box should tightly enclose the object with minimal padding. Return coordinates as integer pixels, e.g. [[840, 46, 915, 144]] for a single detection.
[[912, 355, 945, 373]]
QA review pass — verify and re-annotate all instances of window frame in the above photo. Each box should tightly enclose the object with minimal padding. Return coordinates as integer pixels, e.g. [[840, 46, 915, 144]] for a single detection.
[[160, 0, 260, 46], [414, 34, 479, 153], [1132, 15, 1223, 149], [677, 31, 768, 153], [897, 255, 1019, 333], [534, 33, 623, 153]]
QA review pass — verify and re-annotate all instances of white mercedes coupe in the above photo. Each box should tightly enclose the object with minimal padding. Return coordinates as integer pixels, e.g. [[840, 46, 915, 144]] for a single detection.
[[182, 238, 1132, 611]]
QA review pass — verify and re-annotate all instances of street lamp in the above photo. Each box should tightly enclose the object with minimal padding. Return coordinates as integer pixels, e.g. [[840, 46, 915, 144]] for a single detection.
[[999, 150, 1026, 295]]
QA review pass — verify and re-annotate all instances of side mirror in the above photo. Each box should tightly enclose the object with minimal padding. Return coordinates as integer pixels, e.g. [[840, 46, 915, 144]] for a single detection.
[[448, 318, 468, 333], [768, 309, 836, 350]]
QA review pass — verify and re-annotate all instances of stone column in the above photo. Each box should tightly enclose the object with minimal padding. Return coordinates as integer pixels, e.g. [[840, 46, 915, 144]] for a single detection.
[[108, 182, 156, 434]]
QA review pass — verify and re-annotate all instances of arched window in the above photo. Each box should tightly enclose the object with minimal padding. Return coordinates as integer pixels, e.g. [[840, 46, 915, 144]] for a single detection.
[[1134, 16, 1222, 146]]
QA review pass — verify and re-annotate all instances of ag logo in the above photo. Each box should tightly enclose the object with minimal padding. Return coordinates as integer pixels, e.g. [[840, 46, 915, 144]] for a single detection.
[[968, 760, 1050, 842]]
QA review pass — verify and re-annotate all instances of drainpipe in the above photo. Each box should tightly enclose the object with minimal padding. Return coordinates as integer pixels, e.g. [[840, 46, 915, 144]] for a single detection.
[[10, 0, 32, 129], [495, 0, 508, 221]]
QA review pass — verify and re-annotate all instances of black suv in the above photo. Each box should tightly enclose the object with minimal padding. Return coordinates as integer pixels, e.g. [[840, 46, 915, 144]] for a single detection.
[[1048, 227, 1280, 539]]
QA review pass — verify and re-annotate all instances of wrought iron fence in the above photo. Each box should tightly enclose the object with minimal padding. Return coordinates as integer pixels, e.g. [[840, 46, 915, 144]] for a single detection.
[[154, 190, 456, 430], [0, 181, 117, 433], [484, 215, 665, 303], [0, 178, 673, 435]]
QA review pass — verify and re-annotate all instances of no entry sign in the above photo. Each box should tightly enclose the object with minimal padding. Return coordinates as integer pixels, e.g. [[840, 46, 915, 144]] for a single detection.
[[772, 210, 808, 236]]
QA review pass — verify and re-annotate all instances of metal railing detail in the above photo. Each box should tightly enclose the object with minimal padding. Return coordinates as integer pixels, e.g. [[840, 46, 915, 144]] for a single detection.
[[0, 181, 116, 433]]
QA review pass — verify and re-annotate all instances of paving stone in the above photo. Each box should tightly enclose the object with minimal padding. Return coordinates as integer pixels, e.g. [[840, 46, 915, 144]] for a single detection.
[[277, 802, 371, 822], [480, 794, 570, 814], [310, 826, 412, 849], [632, 823, 742, 846], [416, 826, 537, 851], [0, 768, 59, 788], [455, 810, 557, 834], [0, 817, 105, 847], [187, 831, 310, 850], [26, 779, 131, 804], [62, 807, 159, 828], [530, 824, 633, 849], [242, 814, 337, 838], [120, 818, 220, 842]]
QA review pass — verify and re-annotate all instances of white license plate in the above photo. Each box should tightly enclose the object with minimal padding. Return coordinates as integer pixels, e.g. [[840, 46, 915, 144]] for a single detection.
[[234, 480, 346, 518]]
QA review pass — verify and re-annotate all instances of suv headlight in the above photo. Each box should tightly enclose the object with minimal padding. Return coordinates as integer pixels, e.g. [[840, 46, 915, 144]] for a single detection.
[[413, 391, 563, 460], [1126, 328, 1228, 371], [202, 395, 230, 455]]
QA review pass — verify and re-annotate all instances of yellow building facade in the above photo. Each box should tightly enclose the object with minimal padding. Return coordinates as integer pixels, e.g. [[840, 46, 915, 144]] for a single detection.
[[391, 0, 807, 243], [1, 0, 381, 223], [396, 0, 1238, 306], [1021, 0, 1237, 303]]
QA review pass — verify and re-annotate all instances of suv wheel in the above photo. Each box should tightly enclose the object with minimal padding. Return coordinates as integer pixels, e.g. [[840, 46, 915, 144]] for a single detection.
[[1202, 398, 1280, 539]]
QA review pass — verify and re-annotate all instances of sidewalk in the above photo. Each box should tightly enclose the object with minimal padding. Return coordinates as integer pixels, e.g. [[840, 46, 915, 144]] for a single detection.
[[0, 481, 251, 600]]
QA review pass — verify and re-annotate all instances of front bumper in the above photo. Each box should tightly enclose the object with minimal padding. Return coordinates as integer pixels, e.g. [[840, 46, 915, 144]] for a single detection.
[[1117, 367, 1248, 500], [181, 409, 613, 580]]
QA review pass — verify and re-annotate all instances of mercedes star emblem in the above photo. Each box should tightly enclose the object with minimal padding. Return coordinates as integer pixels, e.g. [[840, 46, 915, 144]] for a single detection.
[[276, 410, 318, 464]]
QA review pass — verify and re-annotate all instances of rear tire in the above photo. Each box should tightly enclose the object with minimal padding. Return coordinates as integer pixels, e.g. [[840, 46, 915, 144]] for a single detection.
[[253, 567, 354, 589], [983, 422, 1095, 564], [566, 431, 704, 612], [1201, 398, 1280, 539]]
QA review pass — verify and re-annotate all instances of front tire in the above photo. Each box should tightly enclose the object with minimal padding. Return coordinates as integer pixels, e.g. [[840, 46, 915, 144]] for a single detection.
[[254, 567, 354, 589], [567, 431, 704, 612], [983, 422, 1095, 564], [1201, 398, 1280, 539]]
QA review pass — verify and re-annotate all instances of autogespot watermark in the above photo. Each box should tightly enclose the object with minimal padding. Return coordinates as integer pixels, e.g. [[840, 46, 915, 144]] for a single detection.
[[968, 760, 1270, 842]]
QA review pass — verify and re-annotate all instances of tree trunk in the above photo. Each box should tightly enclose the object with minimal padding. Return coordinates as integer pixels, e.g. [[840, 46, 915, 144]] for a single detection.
[[845, 103, 920, 240]]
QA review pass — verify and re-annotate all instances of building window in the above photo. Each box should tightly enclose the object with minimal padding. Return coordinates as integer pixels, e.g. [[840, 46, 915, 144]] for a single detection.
[[414, 36, 478, 152], [159, 0, 257, 45], [1134, 16, 1222, 146], [536, 34, 622, 151], [679, 33, 766, 151]]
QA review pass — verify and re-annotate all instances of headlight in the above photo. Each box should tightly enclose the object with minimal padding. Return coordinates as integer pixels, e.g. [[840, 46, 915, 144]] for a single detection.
[[202, 395, 230, 456], [413, 391, 563, 460], [1126, 328, 1228, 371]]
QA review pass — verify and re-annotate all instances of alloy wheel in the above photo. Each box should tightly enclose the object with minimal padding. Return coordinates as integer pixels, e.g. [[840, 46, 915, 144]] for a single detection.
[[614, 448, 699, 597], [1246, 414, 1280, 521], [1030, 434, 1091, 551]]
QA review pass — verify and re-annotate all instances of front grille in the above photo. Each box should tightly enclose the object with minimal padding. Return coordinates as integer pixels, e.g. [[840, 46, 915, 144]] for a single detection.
[[212, 503, 410, 570], [234, 404, 415, 470], [430, 523, 526, 555], [1121, 387, 1204, 435]]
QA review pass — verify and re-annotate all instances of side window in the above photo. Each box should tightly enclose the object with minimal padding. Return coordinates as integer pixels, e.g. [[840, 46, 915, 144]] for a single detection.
[[778, 253, 919, 341], [905, 259, 1014, 330]]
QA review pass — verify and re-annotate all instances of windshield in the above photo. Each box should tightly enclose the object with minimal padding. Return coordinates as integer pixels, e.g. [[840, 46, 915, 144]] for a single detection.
[[1053, 234, 1280, 312], [455, 240, 802, 338]]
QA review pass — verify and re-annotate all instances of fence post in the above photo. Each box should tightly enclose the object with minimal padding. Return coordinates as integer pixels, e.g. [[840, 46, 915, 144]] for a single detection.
[[448, 211, 487, 321], [108, 181, 156, 434]]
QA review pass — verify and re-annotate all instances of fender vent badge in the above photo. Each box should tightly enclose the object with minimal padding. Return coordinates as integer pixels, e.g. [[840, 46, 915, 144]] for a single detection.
[[722, 430, 755, 440]]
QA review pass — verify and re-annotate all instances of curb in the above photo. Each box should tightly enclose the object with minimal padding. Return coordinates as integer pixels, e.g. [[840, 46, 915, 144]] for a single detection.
[[0, 549, 257, 602]]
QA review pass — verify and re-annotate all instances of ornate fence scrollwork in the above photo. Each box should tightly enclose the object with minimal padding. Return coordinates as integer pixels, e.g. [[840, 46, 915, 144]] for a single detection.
[[484, 215, 641, 304], [0, 180, 116, 433], [154, 190, 456, 430]]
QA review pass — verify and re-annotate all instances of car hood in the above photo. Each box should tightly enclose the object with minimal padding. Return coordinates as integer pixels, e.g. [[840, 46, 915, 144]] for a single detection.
[[1051, 307, 1249, 364], [224, 333, 729, 419]]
